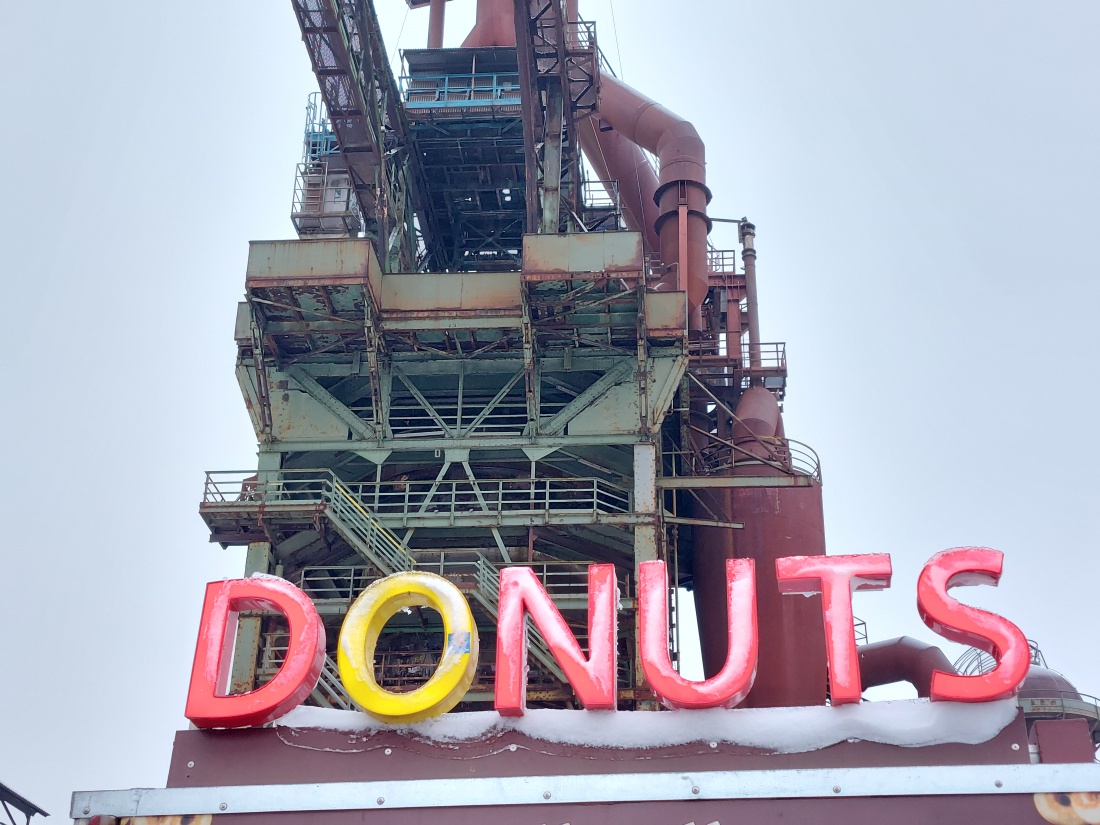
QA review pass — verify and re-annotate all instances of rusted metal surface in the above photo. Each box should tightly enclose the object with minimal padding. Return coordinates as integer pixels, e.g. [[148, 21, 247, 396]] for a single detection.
[[246, 239, 379, 293], [427, 0, 446, 47], [577, 117, 661, 254], [691, 483, 829, 708], [381, 271, 523, 318], [740, 221, 762, 366], [643, 291, 687, 338], [522, 231, 644, 277], [461, 0, 517, 47]]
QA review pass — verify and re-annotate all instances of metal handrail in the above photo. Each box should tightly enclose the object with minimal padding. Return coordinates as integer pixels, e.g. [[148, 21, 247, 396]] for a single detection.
[[564, 20, 597, 51], [688, 340, 787, 371], [202, 470, 633, 516], [1017, 690, 1100, 728], [686, 424, 821, 482], [327, 478, 416, 573], [298, 558, 633, 604], [400, 72, 521, 108], [707, 248, 738, 273]]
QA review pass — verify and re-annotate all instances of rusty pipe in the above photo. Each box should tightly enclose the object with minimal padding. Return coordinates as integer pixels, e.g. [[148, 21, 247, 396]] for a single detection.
[[462, 0, 517, 47], [596, 75, 711, 329], [857, 637, 958, 699], [427, 0, 446, 48], [739, 221, 761, 369]]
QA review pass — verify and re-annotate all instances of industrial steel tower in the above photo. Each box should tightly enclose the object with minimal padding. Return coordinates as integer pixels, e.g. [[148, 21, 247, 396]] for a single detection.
[[199, 0, 835, 712]]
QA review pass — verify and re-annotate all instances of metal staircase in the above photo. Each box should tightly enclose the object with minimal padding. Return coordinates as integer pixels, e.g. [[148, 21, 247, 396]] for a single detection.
[[323, 481, 567, 683], [324, 478, 417, 575], [311, 653, 356, 710]]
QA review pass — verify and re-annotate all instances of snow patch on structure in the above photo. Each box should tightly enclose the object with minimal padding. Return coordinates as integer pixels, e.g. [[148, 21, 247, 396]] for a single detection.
[[276, 699, 1018, 753]]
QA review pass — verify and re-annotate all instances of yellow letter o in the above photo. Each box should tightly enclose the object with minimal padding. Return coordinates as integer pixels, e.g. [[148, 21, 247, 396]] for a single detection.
[[337, 571, 479, 723]]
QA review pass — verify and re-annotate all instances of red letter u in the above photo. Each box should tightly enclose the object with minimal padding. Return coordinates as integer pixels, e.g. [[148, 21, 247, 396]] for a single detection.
[[639, 559, 757, 710]]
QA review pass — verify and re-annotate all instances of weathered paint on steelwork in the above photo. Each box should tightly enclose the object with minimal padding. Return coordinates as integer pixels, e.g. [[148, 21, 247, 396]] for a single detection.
[[643, 291, 688, 338], [246, 238, 383, 311], [381, 271, 522, 315], [522, 231, 644, 278]]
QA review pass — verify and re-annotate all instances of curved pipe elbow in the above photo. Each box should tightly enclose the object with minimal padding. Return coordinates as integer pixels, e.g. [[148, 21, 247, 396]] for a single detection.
[[858, 636, 957, 699], [599, 76, 706, 188]]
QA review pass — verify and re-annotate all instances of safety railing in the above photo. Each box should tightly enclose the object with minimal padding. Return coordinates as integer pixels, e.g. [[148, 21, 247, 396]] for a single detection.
[[744, 342, 787, 371], [259, 632, 291, 675], [687, 429, 821, 482], [358, 477, 632, 517], [401, 73, 522, 109], [327, 478, 417, 574], [707, 248, 738, 273], [202, 470, 414, 573], [291, 160, 363, 236], [296, 558, 633, 606], [564, 20, 597, 51], [303, 92, 339, 160], [955, 640, 1047, 676], [854, 618, 868, 645], [582, 179, 621, 215], [203, 470, 632, 517], [688, 340, 787, 371], [314, 653, 354, 710], [296, 565, 380, 602], [1018, 691, 1100, 728]]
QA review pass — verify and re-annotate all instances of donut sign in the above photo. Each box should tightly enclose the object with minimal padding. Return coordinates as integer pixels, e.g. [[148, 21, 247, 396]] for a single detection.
[[184, 547, 1031, 729]]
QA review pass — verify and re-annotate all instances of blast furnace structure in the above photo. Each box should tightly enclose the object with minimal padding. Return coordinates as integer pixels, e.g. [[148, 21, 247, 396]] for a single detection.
[[72, 1, 1100, 823], [203, 0, 833, 713]]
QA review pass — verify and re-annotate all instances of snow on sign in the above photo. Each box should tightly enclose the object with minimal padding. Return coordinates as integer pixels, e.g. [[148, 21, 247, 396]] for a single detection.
[[184, 548, 1030, 729]]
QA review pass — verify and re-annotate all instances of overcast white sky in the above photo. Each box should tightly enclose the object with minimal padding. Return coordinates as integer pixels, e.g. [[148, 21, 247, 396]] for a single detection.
[[1, 0, 1097, 817]]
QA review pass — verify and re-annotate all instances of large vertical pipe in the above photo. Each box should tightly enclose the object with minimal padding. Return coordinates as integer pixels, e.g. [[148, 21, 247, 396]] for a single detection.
[[689, 387, 828, 708], [462, 0, 517, 47], [740, 221, 761, 368], [427, 0, 446, 48]]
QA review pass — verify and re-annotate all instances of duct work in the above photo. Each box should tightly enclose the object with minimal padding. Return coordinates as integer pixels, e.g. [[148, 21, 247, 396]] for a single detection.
[[858, 637, 958, 699], [594, 75, 712, 329]]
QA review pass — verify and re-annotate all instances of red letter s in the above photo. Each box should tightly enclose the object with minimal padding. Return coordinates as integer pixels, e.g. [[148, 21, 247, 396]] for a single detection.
[[917, 547, 1029, 702]]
